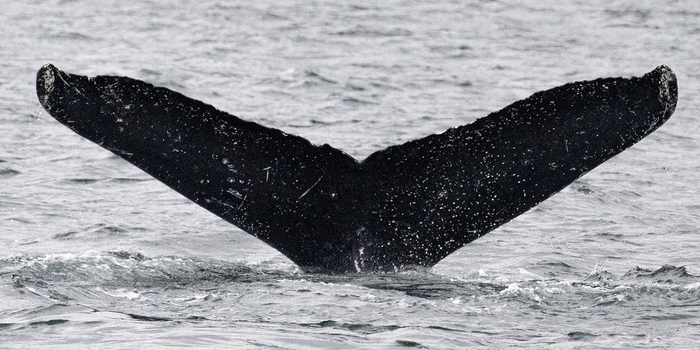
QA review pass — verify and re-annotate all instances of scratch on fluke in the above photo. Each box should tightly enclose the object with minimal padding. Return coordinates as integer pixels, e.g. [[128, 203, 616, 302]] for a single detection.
[[238, 194, 247, 210], [56, 69, 85, 97], [263, 166, 271, 183], [299, 176, 324, 200]]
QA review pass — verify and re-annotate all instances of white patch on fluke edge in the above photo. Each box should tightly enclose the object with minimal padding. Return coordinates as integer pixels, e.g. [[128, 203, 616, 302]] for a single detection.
[[38, 65, 55, 111], [658, 65, 677, 117]]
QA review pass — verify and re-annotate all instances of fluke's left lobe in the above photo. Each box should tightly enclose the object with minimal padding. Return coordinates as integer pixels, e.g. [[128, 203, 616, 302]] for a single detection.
[[37, 63, 366, 271]]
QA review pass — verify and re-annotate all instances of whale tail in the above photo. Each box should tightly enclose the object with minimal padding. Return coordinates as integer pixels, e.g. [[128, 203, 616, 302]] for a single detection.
[[36, 64, 677, 272]]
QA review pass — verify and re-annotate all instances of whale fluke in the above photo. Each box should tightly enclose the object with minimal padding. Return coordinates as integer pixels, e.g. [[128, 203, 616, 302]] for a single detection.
[[36, 64, 677, 272]]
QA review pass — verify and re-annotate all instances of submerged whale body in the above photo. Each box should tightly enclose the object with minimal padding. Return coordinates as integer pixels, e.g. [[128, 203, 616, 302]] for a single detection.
[[36, 64, 677, 272]]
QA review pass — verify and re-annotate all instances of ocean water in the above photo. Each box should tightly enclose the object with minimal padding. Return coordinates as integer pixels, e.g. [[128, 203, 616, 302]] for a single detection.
[[2, 0, 700, 348]]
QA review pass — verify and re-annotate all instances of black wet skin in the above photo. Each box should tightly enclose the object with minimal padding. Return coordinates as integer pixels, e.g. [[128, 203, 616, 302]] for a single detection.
[[37, 64, 677, 272]]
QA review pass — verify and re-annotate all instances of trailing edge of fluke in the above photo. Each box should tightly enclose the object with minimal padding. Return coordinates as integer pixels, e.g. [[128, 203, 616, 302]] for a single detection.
[[36, 64, 677, 272]]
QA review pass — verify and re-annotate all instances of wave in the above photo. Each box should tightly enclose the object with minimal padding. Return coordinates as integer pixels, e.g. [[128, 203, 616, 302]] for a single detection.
[[4, 252, 698, 302], [2, 252, 699, 347], [3, 251, 298, 291]]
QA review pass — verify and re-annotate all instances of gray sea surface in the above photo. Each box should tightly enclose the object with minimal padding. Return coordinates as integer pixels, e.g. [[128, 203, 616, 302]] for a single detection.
[[2, 0, 700, 348]]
